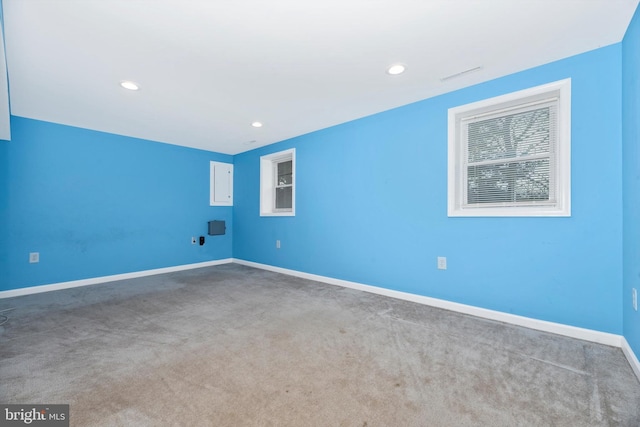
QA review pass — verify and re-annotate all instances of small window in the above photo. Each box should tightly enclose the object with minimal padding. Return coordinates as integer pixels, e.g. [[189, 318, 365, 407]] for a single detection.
[[260, 148, 295, 216], [275, 159, 293, 211], [448, 79, 571, 217]]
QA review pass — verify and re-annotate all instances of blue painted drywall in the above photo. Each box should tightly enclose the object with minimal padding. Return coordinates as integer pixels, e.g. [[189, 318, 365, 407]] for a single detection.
[[0, 117, 232, 290], [233, 45, 623, 334], [623, 6, 640, 358]]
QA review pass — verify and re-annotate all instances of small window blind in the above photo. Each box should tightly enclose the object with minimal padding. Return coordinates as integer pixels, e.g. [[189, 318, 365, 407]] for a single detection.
[[274, 159, 293, 210], [462, 99, 557, 207]]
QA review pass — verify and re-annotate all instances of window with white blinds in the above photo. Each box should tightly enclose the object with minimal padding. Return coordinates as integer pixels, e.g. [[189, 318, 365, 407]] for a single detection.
[[274, 159, 293, 211], [260, 148, 295, 216], [448, 79, 571, 217]]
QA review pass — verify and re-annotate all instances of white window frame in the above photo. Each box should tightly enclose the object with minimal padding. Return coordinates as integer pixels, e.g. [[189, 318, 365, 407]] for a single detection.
[[448, 79, 571, 217], [260, 148, 295, 216]]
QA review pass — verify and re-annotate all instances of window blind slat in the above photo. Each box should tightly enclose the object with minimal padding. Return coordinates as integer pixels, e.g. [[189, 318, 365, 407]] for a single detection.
[[467, 160, 550, 204], [467, 106, 554, 164]]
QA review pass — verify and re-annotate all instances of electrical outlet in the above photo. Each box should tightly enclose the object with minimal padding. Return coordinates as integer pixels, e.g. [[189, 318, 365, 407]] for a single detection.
[[191, 237, 196, 244], [29, 252, 39, 263], [276, 240, 281, 249], [437, 256, 447, 270], [633, 288, 638, 312]]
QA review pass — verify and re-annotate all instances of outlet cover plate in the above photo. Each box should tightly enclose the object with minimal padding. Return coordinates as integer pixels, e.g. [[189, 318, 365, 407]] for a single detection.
[[437, 256, 447, 270], [29, 252, 39, 263]]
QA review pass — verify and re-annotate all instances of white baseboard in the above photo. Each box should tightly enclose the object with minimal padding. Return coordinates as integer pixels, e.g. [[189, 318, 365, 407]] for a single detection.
[[622, 337, 640, 382], [233, 259, 623, 348], [0, 258, 234, 299]]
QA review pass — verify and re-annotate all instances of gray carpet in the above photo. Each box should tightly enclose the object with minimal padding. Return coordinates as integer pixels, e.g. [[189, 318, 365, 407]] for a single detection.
[[1, 264, 639, 426]]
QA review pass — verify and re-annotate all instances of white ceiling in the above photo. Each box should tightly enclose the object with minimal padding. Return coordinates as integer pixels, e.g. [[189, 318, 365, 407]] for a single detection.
[[3, 0, 638, 155]]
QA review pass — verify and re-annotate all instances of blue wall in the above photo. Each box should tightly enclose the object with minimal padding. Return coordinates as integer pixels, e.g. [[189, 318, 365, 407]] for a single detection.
[[0, 117, 232, 291], [0, 25, 635, 346], [623, 6, 640, 357], [234, 45, 624, 334]]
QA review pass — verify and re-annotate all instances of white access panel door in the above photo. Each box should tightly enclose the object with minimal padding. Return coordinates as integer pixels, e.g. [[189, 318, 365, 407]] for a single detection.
[[210, 161, 233, 206]]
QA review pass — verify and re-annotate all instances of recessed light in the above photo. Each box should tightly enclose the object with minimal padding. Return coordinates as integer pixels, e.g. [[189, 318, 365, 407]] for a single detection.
[[386, 64, 406, 75], [120, 80, 140, 91], [251, 121, 263, 128]]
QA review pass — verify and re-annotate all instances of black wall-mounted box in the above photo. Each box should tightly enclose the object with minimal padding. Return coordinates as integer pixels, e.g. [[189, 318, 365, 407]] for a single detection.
[[208, 220, 226, 236]]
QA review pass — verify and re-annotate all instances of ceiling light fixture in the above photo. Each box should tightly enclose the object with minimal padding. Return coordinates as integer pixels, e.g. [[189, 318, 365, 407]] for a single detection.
[[120, 80, 140, 91], [386, 64, 406, 75], [251, 121, 263, 128], [440, 66, 483, 82]]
